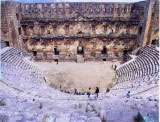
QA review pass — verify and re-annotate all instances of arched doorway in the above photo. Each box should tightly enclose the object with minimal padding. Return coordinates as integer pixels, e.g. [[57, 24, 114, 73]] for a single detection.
[[54, 47, 59, 55], [53, 46, 59, 63], [101, 46, 108, 61], [32, 51, 37, 56], [76, 45, 85, 63], [101, 46, 108, 55], [151, 39, 159, 46], [77, 46, 84, 55]]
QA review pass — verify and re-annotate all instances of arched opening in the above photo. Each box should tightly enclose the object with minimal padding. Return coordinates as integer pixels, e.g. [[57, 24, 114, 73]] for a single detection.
[[151, 39, 159, 46], [32, 51, 37, 56], [77, 31, 83, 35], [23, 39, 27, 43], [101, 46, 107, 55], [138, 26, 142, 34], [54, 47, 59, 55], [47, 30, 51, 34], [77, 46, 84, 55], [101, 46, 108, 61], [18, 27, 21, 35], [6, 41, 9, 47]]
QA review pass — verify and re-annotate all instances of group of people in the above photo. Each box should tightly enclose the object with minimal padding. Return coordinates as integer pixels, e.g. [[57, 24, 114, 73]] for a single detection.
[[87, 87, 99, 98], [60, 87, 100, 98], [58, 85, 112, 99]]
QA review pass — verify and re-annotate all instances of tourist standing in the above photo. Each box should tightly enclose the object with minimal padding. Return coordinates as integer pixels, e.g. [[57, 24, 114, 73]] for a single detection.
[[95, 87, 99, 98], [87, 87, 91, 98]]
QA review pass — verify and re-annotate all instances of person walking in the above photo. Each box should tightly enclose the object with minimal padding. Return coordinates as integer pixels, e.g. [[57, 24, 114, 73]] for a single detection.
[[95, 87, 99, 98], [87, 87, 91, 98], [74, 88, 78, 95]]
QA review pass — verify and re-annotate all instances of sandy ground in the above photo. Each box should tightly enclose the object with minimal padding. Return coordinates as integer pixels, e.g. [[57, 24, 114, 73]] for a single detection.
[[36, 61, 120, 92]]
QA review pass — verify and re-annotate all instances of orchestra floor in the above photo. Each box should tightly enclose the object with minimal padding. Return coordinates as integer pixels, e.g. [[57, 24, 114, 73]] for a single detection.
[[35, 61, 120, 92]]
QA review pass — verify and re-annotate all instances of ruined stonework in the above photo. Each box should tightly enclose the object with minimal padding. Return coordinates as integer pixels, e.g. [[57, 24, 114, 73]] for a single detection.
[[1, 1, 155, 61], [142, 0, 159, 46], [147, 0, 159, 45], [1, 1, 22, 48]]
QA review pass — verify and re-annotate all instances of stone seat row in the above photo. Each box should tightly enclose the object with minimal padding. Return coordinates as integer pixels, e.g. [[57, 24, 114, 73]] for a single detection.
[[1, 48, 41, 74], [116, 45, 159, 83], [109, 45, 159, 100], [117, 46, 159, 76], [1, 62, 44, 86], [112, 74, 158, 91], [1, 47, 29, 58], [1, 47, 44, 83], [137, 45, 158, 55]]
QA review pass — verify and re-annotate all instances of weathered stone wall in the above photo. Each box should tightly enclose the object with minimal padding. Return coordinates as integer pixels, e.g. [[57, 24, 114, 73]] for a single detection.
[[149, 0, 159, 45], [18, 2, 146, 61], [21, 21, 139, 36], [19, 2, 145, 20], [27, 37, 137, 61], [1, 1, 22, 48], [1, 1, 148, 61], [142, 0, 159, 46]]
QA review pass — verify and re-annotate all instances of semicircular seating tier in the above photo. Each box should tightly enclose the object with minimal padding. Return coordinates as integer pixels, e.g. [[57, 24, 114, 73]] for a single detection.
[[109, 45, 159, 98], [0, 46, 159, 122], [116, 45, 159, 83]]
